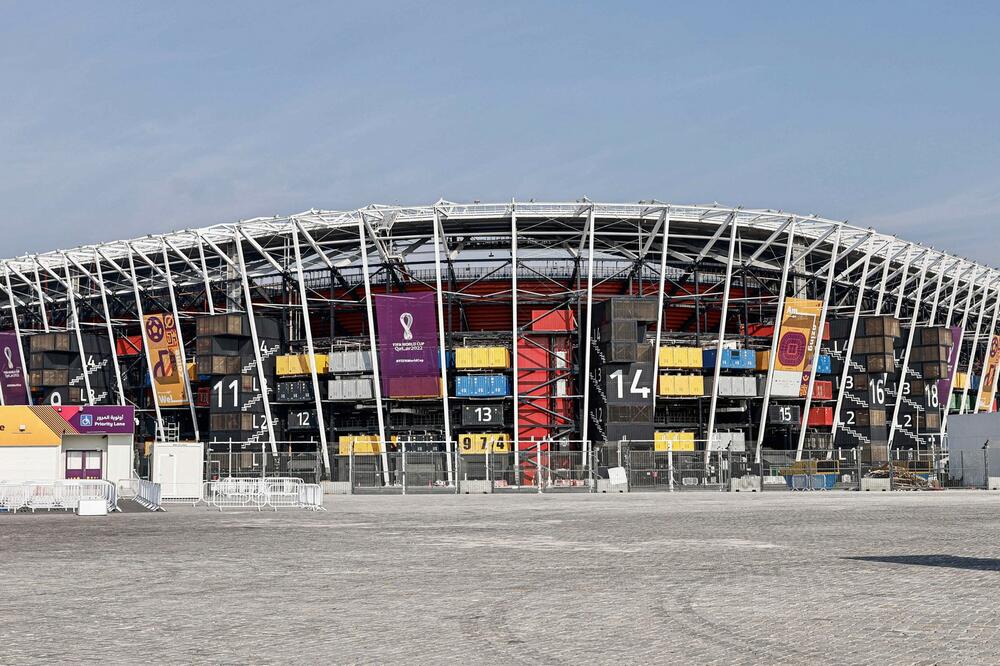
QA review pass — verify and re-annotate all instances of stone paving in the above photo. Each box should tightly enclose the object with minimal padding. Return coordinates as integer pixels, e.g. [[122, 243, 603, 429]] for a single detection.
[[3, 491, 1000, 664]]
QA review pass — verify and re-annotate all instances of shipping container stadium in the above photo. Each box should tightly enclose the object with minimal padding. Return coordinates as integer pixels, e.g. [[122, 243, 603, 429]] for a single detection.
[[1, 200, 997, 488]]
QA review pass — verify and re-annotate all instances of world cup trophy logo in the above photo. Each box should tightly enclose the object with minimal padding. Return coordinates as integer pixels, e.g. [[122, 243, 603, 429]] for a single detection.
[[399, 312, 414, 341], [3, 346, 12, 370]]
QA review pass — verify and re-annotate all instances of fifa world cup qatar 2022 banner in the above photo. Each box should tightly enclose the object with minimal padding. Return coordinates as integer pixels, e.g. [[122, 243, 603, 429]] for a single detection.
[[143, 313, 188, 406], [0, 331, 28, 405], [374, 293, 442, 398], [769, 297, 823, 398]]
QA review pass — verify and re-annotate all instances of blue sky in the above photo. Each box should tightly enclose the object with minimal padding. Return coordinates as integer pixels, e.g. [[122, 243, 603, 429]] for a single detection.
[[2, 1, 999, 262]]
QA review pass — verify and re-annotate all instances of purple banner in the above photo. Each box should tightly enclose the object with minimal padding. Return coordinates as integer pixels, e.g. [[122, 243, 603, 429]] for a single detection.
[[375, 293, 441, 397], [937, 326, 962, 400], [66, 406, 136, 434], [0, 331, 28, 405]]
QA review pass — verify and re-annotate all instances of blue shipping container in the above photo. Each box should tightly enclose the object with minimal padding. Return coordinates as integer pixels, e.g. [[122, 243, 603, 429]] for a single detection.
[[456, 374, 509, 397], [703, 348, 755, 370], [816, 355, 832, 374]]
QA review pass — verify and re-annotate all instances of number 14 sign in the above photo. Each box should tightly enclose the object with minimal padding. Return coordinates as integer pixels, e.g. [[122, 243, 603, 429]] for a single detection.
[[602, 362, 654, 405]]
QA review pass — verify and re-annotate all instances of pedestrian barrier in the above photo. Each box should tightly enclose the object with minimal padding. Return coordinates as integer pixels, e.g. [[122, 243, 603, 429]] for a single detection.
[[205, 477, 325, 511], [0, 480, 119, 513]]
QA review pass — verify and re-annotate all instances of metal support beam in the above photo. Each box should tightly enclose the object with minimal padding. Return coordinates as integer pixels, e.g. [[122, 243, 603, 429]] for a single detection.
[[233, 232, 278, 454], [357, 215, 390, 483], [705, 216, 739, 461], [886, 262, 929, 451], [431, 209, 454, 485], [161, 241, 201, 442], [795, 226, 842, 461], [93, 249, 126, 406], [754, 222, 797, 462], [291, 228, 331, 474]]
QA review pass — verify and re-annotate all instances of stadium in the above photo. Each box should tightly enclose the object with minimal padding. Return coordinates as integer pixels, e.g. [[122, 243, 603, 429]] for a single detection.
[[1, 200, 997, 492]]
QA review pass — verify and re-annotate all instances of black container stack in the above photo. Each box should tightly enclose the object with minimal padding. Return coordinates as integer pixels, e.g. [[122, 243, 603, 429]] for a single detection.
[[588, 297, 657, 450], [28, 331, 116, 405], [829, 315, 899, 462], [196, 313, 282, 450]]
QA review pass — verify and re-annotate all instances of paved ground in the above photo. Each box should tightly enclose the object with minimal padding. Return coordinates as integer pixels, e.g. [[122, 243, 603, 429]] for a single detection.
[[4, 491, 1000, 665]]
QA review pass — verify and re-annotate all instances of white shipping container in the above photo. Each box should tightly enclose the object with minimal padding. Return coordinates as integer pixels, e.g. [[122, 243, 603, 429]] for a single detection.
[[327, 379, 345, 400]]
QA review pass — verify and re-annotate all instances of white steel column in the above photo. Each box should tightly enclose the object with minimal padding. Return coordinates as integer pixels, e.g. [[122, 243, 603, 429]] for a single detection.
[[705, 217, 738, 463], [93, 249, 125, 406], [357, 215, 389, 482], [196, 236, 217, 315], [927, 259, 953, 325], [754, 222, 796, 462], [795, 226, 842, 461], [579, 208, 597, 470], [886, 262, 929, 451], [63, 256, 94, 405], [830, 237, 876, 446], [32, 264, 50, 333], [893, 247, 912, 319], [290, 228, 331, 474], [959, 279, 990, 415], [431, 209, 454, 485], [3, 264, 32, 403], [127, 252, 164, 440], [233, 232, 278, 454], [161, 241, 201, 442], [650, 208, 671, 418], [510, 207, 520, 476]]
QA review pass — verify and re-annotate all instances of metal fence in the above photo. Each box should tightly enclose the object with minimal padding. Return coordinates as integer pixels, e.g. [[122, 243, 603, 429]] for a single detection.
[[199, 439, 954, 495], [207, 444, 322, 484]]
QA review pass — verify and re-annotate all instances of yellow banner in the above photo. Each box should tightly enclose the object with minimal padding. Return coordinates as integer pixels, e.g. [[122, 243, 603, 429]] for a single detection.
[[143, 313, 188, 406], [771, 297, 823, 398], [977, 335, 1000, 412], [0, 406, 62, 446]]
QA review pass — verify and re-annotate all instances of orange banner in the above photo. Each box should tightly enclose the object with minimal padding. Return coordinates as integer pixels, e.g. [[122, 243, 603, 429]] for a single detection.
[[977, 335, 1000, 412], [143, 313, 188, 406], [770, 297, 823, 398]]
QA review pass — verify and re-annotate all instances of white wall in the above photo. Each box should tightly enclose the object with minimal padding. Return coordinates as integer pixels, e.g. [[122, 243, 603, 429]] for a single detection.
[[0, 446, 61, 482], [106, 435, 134, 484]]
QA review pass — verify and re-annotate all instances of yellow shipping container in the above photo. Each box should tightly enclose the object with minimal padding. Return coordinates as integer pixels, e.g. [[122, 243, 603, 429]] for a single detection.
[[954, 372, 969, 390], [654, 431, 696, 452], [338, 434, 382, 456], [658, 374, 704, 396], [277, 354, 330, 376], [756, 350, 770, 371], [488, 347, 511, 369], [458, 432, 511, 454], [456, 346, 510, 369], [658, 346, 701, 369]]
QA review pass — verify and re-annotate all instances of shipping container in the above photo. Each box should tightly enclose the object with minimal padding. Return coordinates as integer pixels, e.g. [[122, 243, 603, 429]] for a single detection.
[[276, 354, 330, 376], [653, 431, 696, 452], [454, 347, 511, 369], [455, 374, 509, 397], [530, 309, 576, 332], [657, 374, 705, 397], [338, 435, 382, 456], [702, 348, 755, 370], [806, 406, 834, 426], [658, 346, 702, 369]]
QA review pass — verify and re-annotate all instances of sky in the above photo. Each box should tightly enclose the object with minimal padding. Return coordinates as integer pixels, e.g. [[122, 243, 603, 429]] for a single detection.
[[2, 1, 999, 262]]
